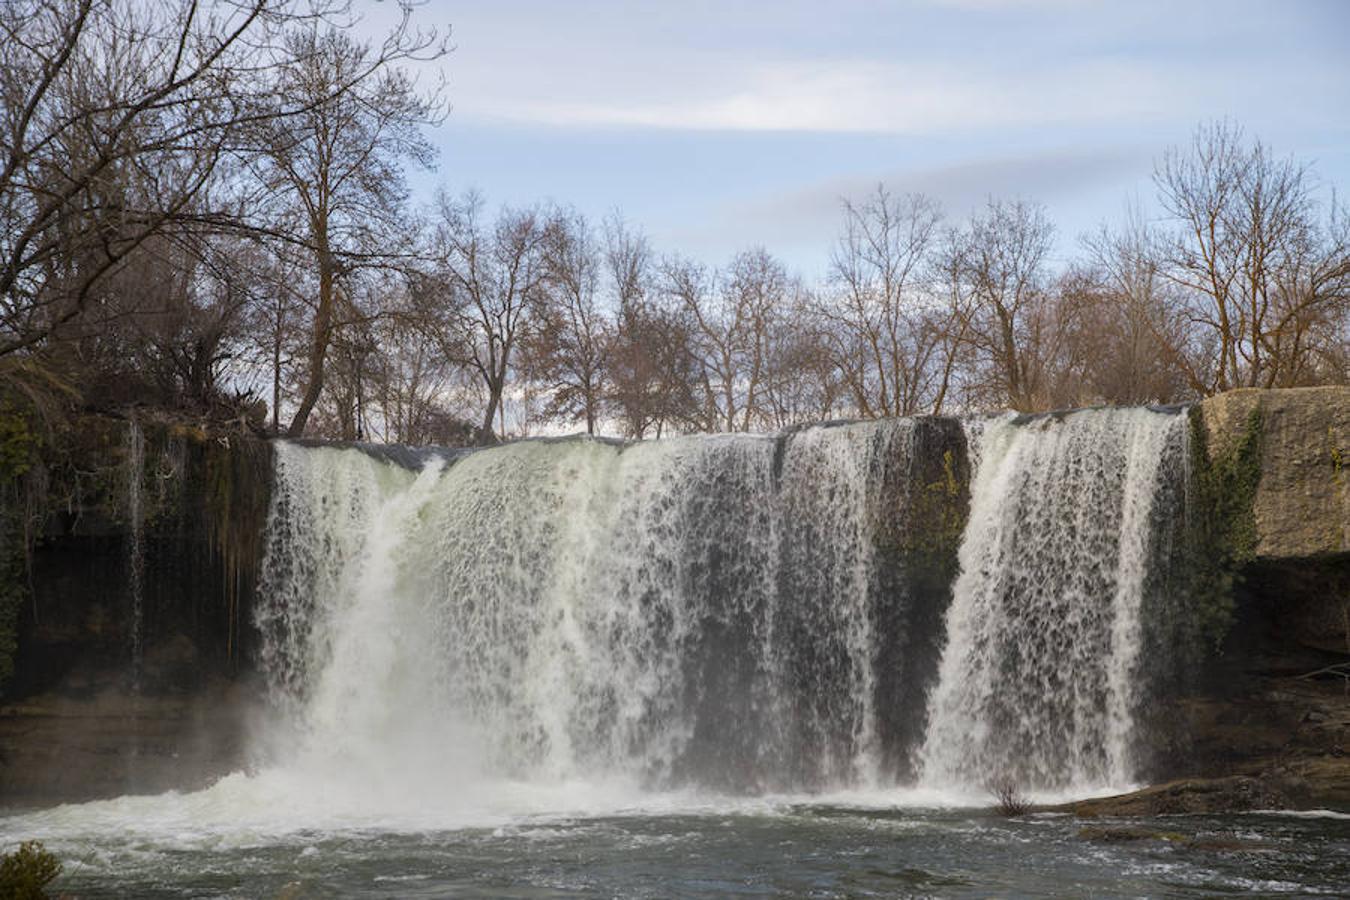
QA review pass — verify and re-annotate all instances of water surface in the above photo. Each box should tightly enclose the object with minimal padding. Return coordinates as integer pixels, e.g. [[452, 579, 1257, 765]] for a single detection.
[[6, 794, 1347, 898]]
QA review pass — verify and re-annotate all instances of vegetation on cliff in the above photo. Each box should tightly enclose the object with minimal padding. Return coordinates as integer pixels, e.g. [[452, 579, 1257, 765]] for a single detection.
[[869, 419, 972, 779], [0, 398, 39, 691], [0, 393, 271, 697], [1179, 404, 1264, 653]]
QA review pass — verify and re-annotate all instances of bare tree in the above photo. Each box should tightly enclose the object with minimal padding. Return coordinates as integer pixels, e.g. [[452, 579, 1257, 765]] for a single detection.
[[943, 198, 1055, 411], [927, 225, 978, 415], [0, 0, 350, 362], [603, 217, 700, 437], [1154, 120, 1350, 393], [1082, 207, 1198, 403], [667, 248, 786, 432], [661, 255, 722, 431], [608, 299, 701, 439], [421, 192, 551, 443], [524, 210, 612, 434], [822, 186, 944, 417], [1018, 267, 1111, 410], [131, 233, 272, 412], [721, 248, 786, 430], [251, 20, 445, 436], [759, 284, 846, 427], [250, 244, 308, 432]]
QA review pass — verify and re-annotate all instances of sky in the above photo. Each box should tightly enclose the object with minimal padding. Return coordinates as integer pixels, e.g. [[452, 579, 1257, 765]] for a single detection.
[[364, 0, 1350, 279]]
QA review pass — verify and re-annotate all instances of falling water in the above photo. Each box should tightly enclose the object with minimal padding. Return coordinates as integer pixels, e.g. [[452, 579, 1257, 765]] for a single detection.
[[917, 407, 1189, 792], [124, 419, 145, 686], [250, 406, 1188, 799], [254, 420, 961, 794]]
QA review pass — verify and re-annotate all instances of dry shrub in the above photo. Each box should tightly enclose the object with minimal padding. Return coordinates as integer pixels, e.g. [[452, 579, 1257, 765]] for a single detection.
[[990, 778, 1030, 817]]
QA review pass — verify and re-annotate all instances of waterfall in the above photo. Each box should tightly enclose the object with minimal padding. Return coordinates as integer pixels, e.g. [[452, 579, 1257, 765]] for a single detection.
[[253, 420, 962, 793], [917, 407, 1189, 792], [125, 419, 145, 686], [251, 407, 1187, 799]]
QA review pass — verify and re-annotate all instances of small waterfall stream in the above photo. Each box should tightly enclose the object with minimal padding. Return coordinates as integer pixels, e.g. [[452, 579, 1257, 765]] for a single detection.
[[124, 419, 146, 687], [918, 407, 1189, 791]]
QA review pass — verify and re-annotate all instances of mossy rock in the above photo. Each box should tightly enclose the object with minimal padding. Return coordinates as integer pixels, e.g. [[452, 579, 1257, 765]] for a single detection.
[[1199, 387, 1350, 560], [1175, 402, 1263, 652]]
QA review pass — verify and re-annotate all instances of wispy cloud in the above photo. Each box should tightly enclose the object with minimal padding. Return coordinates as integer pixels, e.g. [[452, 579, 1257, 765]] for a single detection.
[[465, 58, 1175, 134], [735, 148, 1150, 225], [662, 146, 1152, 271]]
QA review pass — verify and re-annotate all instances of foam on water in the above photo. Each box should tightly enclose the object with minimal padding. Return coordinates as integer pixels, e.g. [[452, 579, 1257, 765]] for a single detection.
[[0, 771, 1102, 855]]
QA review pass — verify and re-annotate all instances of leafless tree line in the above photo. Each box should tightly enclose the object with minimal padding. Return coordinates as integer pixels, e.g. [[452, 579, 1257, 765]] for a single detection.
[[2, 2, 1346, 443], [0, 0, 447, 436], [288, 136, 1350, 443]]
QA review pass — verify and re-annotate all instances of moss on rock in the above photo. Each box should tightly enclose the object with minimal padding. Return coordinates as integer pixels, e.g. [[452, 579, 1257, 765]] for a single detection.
[[0, 409, 272, 699], [1179, 403, 1264, 652], [0, 397, 43, 693]]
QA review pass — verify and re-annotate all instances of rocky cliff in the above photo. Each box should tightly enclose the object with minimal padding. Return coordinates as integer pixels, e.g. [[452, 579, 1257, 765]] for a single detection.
[[1201, 386, 1349, 562], [0, 415, 270, 804], [1084, 387, 1350, 815]]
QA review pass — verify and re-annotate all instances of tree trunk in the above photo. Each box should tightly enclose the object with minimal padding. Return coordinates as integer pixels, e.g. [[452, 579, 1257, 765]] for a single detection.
[[271, 330, 282, 433], [479, 378, 501, 445], [287, 237, 334, 437]]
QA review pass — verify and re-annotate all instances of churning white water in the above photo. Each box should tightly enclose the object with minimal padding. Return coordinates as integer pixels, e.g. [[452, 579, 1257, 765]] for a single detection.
[[253, 420, 948, 799], [918, 407, 1189, 792]]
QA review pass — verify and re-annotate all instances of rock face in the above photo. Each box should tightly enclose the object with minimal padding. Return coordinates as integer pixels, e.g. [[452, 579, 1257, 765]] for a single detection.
[[0, 663, 260, 803], [1199, 386, 1350, 561], [0, 415, 270, 804], [1069, 774, 1312, 817], [1113, 387, 1350, 815]]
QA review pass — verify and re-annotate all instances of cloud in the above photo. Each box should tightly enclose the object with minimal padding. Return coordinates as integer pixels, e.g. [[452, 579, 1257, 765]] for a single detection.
[[462, 57, 1175, 135], [757, 147, 1148, 216], [683, 147, 1150, 268]]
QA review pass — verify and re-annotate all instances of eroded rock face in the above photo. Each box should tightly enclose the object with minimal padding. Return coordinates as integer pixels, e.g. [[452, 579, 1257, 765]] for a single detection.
[[1145, 387, 1350, 812], [0, 415, 270, 803], [1200, 386, 1350, 562]]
